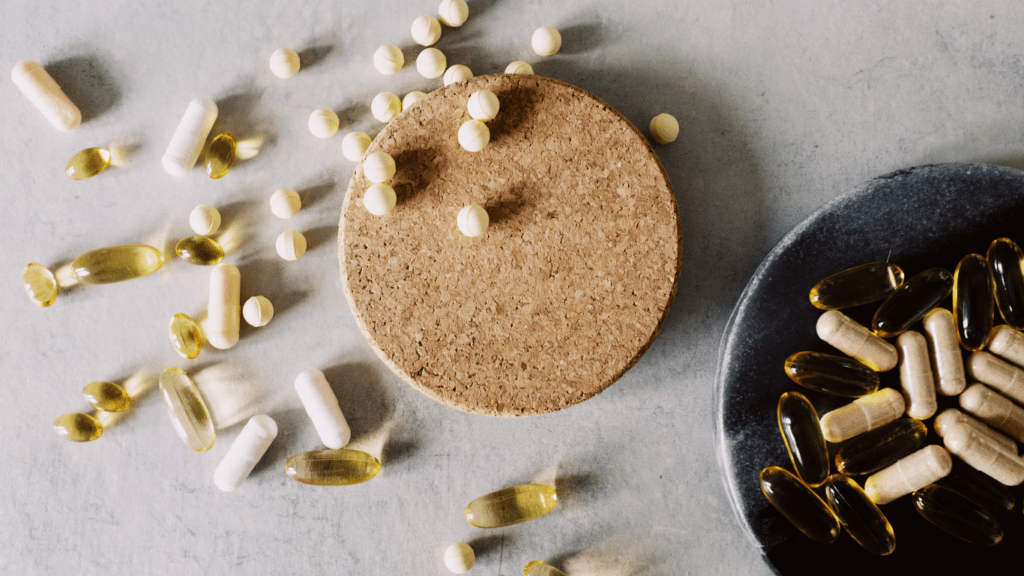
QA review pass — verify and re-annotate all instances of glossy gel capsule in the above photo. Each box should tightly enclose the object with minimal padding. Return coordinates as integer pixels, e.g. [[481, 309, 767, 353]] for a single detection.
[[524, 561, 566, 576], [822, 474, 895, 555], [954, 253, 995, 351], [22, 263, 57, 307], [169, 313, 203, 359], [758, 466, 840, 544], [938, 456, 1016, 513], [54, 413, 102, 442], [71, 244, 163, 284], [214, 415, 278, 492], [175, 235, 225, 266], [82, 381, 130, 412], [163, 98, 218, 176], [816, 310, 898, 372], [465, 484, 558, 528], [784, 351, 879, 397], [987, 237, 1024, 329], [158, 367, 215, 452], [913, 484, 1003, 546], [809, 262, 904, 310], [207, 263, 240, 349], [204, 133, 237, 179], [872, 268, 953, 338], [66, 147, 111, 180], [777, 391, 829, 486], [834, 418, 927, 476], [295, 369, 350, 449], [285, 449, 380, 486]]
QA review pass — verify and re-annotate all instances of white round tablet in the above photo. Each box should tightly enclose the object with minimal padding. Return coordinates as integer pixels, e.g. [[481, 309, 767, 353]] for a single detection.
[[342, 131, 372, 162], [269, 48, 300, 78], [270, 188, 301, 219], [457, 205, 489, 237], [189, 205, 221, 235], [411, 15, 442, 46], [276, 230, 307, 261], [242, 296, 274, 327], [373, 44, 404, 75], [363, 151, 396, 184], [532, 26, 562, 57], [467, 90, 499, 121], [417, 48, 447, 79], [363, 183, 397, 216], [308, 108, 339, 138], [458, 119, 489, 152]]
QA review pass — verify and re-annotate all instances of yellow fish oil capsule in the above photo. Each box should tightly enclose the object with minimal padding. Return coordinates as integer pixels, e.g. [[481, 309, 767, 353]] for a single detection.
[[777, 392, 829, 486], [175, 235, 225, 266], [816, 310, 898, 371], [524, 561, 566, 576], [938, 456, 1016, 513], [65, 147, 111, 180], [934, 408, 1017, 455], [968, 351, 1024, 405], [822, 474, 895, 555], [71, 244, 163, 284], [11, 60, 81, 131], [82, 381, 130, 412], [163, 98, 218, 176], [834, 418, 927, 476], [872, 268, 953, 338], [953, 253, 995, 351], [922, 308, 967, 396], [987, 237, 1024, 329], [53, 413, 102, 442], [285, 449, 380, 486], [960, 383, 1024, 443], [214, 415, 278, 492], [912, 484, 1003, 546], [465, 484, 558, 528], [988, 324, 1024, 368], [784, 351, 879, 397], [896, 330, 937, 419], [204, 133, 237, 179], [169, 313, 203, 359], [943, 422, 1024, 486], [864, 445, 952, 505], [819, 387, 905, 443], [207, 263, 240, 349], [158, 367, 215, 452], [22, 262, 57, 307], [758, 466, 840, 544], [808, 262, 904, 310]]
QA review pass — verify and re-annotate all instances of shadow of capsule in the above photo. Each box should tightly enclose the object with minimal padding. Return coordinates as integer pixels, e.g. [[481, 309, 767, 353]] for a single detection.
[[46, 55, 121, 124]]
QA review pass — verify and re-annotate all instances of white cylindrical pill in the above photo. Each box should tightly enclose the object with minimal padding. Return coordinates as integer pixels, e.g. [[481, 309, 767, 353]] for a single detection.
[[922, 308, 967, 395], [967, 351, 1024, 405], [897, 330, 937, 419], [402, 91, 427, 109], [269, 48, 300, 78], [11, 60, 81, 131], [276, 230, 307, 261], [816, 310, 899, 372], [444, 542, 475, 574], [363, 151, 396, 184], [467, 89, 499, 121], [438, 0, 469, 27], [864, 445, 952, 505], [960, 383, 1024, 443], [308, 108, 339, 138], [294, 369, 350, 449], [242, 295, 274, 327], [207, 263, 240, 349], [364, 183, 397, 216], [819, 387, 905, 443], [989, 324, 1024, 368], [371, 92, 402, 122], [163, 98, 218, 176], [505, 60, 534, 75], [532, 26, 562, 57], [412, 15, 442, 46], [270, 188, 301, 219], [649, 113, 680, 145], [458, 119, 490, 152], [189, 205, 221, 235], [342, 131, 372, 162], [213, 415, 278, 492], [443, 64, 473, 86], [417, 48, 447, 79], [373, 44, 404, 75], [944, 423, 1024, 486], [934, 407, 1018, 455], [457, 205, 489, 237]]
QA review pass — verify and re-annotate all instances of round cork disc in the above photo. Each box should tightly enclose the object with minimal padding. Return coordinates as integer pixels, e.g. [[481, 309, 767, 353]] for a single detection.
[[339, 74, 681, 417]]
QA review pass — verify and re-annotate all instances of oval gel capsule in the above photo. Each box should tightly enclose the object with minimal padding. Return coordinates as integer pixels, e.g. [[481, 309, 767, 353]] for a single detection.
[[285, 449, 380, 486], [864, 445, 952, 505], [163, 98, 218, 176], [82, 381, 130, 412], [943, 422, 1024, 486], [820, 388, 905, 443], [822, 474, 895, 555], [967, 351, 1024, 405], [913, 484, 1003, 546], [295, 369, 350, 449], [214, 415, 278, 492], [465, 484, 558, 528], [896, 330, 937, 419], [938, 457, 1016, 513], [988, 324, 1024, 368], [872, 268, 953, 338], [777, 392, 829, 486], [158, 367, 215, 452], [783, 351, 880, 398], [808, 262, 904, 310], [207, 263, 240, 349], [960, 383, 1024, 443], [987, 238, 1024, 329], [11, 60, 81, 131], [758, 466, 840, 544], [71, 244, 163, 284], [922, 308, 967, 396], [954, 254, 995, 351], [834, 418, 927, 476], [816, 311, 898, 372]]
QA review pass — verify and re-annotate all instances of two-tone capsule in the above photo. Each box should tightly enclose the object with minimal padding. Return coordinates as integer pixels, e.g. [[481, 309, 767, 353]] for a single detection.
[[158, 367, 215, 452], [834, 418, 927, 476], [758, 466, 840, 543], [822, 474, 895, 555], [872, 268, 953, 338], [777, 392, 829, 486], [71, 244, 163, 284], [987, 238, 1024, 329], [783, 352, 879, 397], [808, 262, 904, 310], [913, 484, 1003, 546], [285, 449, 380, 486], [465, 484, 558, 528], [953, 253, 995, 351]]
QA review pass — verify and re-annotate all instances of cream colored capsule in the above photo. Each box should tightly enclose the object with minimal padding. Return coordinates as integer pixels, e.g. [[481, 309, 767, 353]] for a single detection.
[[276, 230, 307, 261], [269, 48, 300, 78], [532, 26, 562, 57], [989, 324, 1024, 368], [922, 308, 967, 395], [11, 60, 81, 131], [457, 205, 489, 237], [467, 89, 499, 121], [960, 383, 1024, 443], [443, 64, 473, 86], [295, 369, 350, 449], [363, 151, 396, 184], [270, 188, 301, 219], [341, 131, 372, 162], [438, 0, 469, 27], [412, 15, 442, 46], [371, 92, 401, 122], [417, 48, 447, 79], [308, 108, 339, 138], [819, 387, 905, 443], [897, 330, 937, 419], [364, 183, 397, 216], [816, 310, 898, 371], [968, 351, 1024, 405], [649, 113, 680, 145], [402, 91, 427, 109], [864, 445, 952, 505], [213, 415, 278, 492], [934, 408, 1018, 455], [189, 205, 221, 235], [373, 44, 404, 75], [163, 98, 218, 176], [505, 60, 534, 75], [944, 422, 1024, 486], [207, 263, 240, 349], [242, 296, 274, 327], [458, 119, 490, 152]]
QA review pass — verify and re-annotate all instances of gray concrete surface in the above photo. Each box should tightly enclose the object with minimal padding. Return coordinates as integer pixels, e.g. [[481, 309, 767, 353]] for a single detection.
[[2, 1, 1022, 574]]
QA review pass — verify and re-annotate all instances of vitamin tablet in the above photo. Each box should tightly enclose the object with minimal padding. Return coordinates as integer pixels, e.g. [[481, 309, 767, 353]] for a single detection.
[[953, 253, 995, 351], [66, 147, 111, 180], [934, 408, 1017, 455], [783, 351, 880, 397], [819, 387, 905, 443], [169, 313, 203, 359], [864, 445, 952, 505], [416, 47, 447, 78], [163, 98, 218, 176], [987, 237, 1024, 329], [243, 296, 274, 327], [960, 383, 1024, 443], [341, 131, 371, 162], [204, 133, 237, 179], [443, 64, 473, 86], [872, 268, 953, 338], [12, 60, 81, 130], [816, 310, 898, 372], [207, 263, 241, 349], [505, 60, 534, 75], [438, 0, 469, 27], [944, 422, 1024, 486], [524, 562, 567, 576], [71, 244, 163, 284], [363, 151, 396, 183], [175, 236, 225, 266], [967, 351, 1024, 405], [276, 230, 307, 261], [988, 324, 1024, 367], [809, 262, 904, 310], [308, 108, 339, 138], [467, 89, 499, 121], [444, 543, 475, 574], [913, 484, 1004, 546], [371, 92, 402, 122], [465, 484, 557, 528], [54, 413, 102, 442], [294, 369, 350, 449], [83, 381, 130, 412], [648, 113, 679, 145], [834, 418, 927, 476], [373, 44, 404, 75], [458, 119, 490, 152], [822, 474, 895, 555], [411, 15, 442, 46], [270, 188, 301, 219], [402, 91, 427, 109], [531, 26, 562, 57], [457, 204, 489, 237], [363, 183, 397, 216], [922, 308, 966, 395], [269, 48, 300, 78], [939, 457, 1016, 513], [22, 263, 57, 307], [777, 391, 829, 487], [213, 414, 278, 492], [189, 205, 221, 235], [758, 466, 840, 544], [285, 449, 380, 485], [896, 330, 937, 419], [159, 367, 215, 452]]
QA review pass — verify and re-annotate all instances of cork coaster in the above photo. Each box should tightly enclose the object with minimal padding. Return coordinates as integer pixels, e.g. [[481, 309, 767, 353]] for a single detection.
[[338, 74, 682, 417]]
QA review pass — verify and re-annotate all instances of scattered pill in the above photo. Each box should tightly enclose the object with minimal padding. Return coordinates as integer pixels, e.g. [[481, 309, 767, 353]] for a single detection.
[[285, 448, 380, 485], [872, 268, 953, 338], [204, 133, 237, 179], [896, 330, 937, 419], [207, 263, 241, 350], [373, 44, 404, 75], [308, 108, 339, 138], [83, 381, 130, 413], [363, 183, 397, 216], [243, 296, 274, 327], [944, 422, 1024, 486], [505, 60, 534, 75], [402, 91, 427, 109], [443, 64, 473, 86], [71, 244, 163, 285], [912, 484, 1004, 546], [816, 310, 898, 371], [11, 60, 81, 130], [438, 0, 469, 26], [967, 351, 1024, 405], [532, 26, 562, 57], [270, 188, 301, 219], [158, 367, 215, 452], [467, 89, 499, 121], [864, 445, 952, 505], [922, 308, 967, 395], [371, 92, 402, 122], [363, 151, 396, 183], [822, 474, 895, 555], [412, 15, 442, 46], [524, 561, 567, 576], [777, 391, 829, 486], [987, 237, 1024, 329], [163, 98, 218, 176], [276, 230, 307, 261], [457, 204, 489, 237], [294, 369, 350, 449], [54, 413, 102, 442], [169, 313, 203, 359], [22, 263, 57, 307], [758, 466, 840, 544], [444, 543, 475, 574], [341, 131, 372, 162], [834, 418, 927, 476], [938, 456, 1016, 513], [269, 48, 300, 78], [783, 351, 880, 397], [175, 236, 225, 266], [458, 119, 490, 152], [465, 483, 557, 528], [213, 414, 278, 492], [417, 47, 447, 78], [988, 324, 1024, 368], [953, 253, 995, 351], [819, 387, 905, 443], [648, 113, 679, 145], [65, 147, 111, 180], [960, 383, 1024, 443], [809, 262, 905, 310], [934, 408, 1017, 455], [189, 205, 221, 235]]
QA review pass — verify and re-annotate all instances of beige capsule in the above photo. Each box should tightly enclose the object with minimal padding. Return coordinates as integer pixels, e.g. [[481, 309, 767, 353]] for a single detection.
[[897, 330, 937, 419], [820, 387, 905, 443], [934, 408, 1018, 455], [816, 310, 898, 372], [989, 324, 1024, 368], [922, 308, 967, 395], [966, 351, 1024, 405], [944, 422, 1024, 486], [864, 445, 952, 505], [960, 383, 1024, 443]]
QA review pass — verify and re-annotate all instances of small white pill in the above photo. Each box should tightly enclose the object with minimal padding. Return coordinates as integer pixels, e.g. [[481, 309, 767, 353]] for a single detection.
[[189, 205, 221, 235], [207, 263, 241, 350], [819, 387, 904, 443], [373, 44, 404, 75], [364, 183, 397, 216], [467, 89, 500, 121], [412, 15, 442, 46], [342, 131, 372, 162], [269, 48, 300, 78], [443, 64, 473, 86], [438, 0, 469, 27], [308, 108, 339, 138], [649, 113, 679, 145], [11, 60, 81, 131], [242, 295, 274, 327], [505, 60, 534, 75], [457, 205, 489, 237], [163, 98, 218, 176], [444, 542, 475, 574], [458, 119, 490, 152], [294, 369, 350, 449], [417, 48, 447, 79], [213, 415, 278, 492], [276, 230, 307, 261], [402, 91, 427, 109], [363, 151, 396, 183], [532, 26, 562, 57], [270, 188, 301, 219], [371, 92, 402, 123]]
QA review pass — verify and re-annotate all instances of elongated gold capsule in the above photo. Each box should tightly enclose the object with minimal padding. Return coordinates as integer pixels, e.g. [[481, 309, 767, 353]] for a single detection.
[[82, 381, 130, 412], [777, 392, 829, 486], [174, 236, 225, 266], [758, 466, 840, 544], [285, 449, 380, 486], [71, 244, 163, 284], [809, 262, 904, 310], [65, 147, 111, 180], [524, 561, 566, 576], [204, 133, 237, 179], [158, 367, 215, 452], [54, 413, 102, 442], [834, 418, 927, 476], [784, 351, 879, 397], [953, 254, 995, 351], [987, 237, 1024, 329], [822, 474, 895, 555], [938, 456, 1015, 513], [465, 484, 558, 528], [913, 484, 1003, 546], [22, 262, 57, 307], [872, 268, 953, 338], [169, 313, 203, 359]]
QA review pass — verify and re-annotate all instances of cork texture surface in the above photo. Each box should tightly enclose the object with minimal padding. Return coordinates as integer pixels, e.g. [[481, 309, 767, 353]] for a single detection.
[[339, 74, 682, 416]]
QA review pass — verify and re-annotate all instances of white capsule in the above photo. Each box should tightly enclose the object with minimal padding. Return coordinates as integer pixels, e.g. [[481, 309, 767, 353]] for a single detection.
[[934, 408, 1018, 455], [532, 26, 562, 57], [163, 98, 218, 176], [649, 113, 679, 145], [438, 0, 469, 27], [960, 383, 1024, 443], [967, 351, 1024, 405], [444, 542, 475, 574], [11, 60, 81, 131], [467, 89, 499, 121], [308, 108, 339, 138], [364, 183, 397, 216], [458, 119, 490, 152], [944, 422, 1024, 486], [242, 295, 274, 327], [897, 330, 937, 419], [294, 369, 350, 449], [276, 230, 307, 261], [213, 415, 278, 492], [819, 387, 905, 443], [363, 151, 396, 184], [864, 445, 952, 505], [989, 324, 1024, 368], [341, 131, 372, 162], [207, 263, 240, 349], [457, 205, 489, 237], [922, 308, 967, 395], [412, 15, 442, 46], [270, 188, 301, 219], [816, 310, 899, 371], [505, 60, 534, 75], [402, 91, 427, 109], [371, 92, 402, 123], [373, 44, 404, 75], [269, 48, 300, 78], [443, 64, 473, 86], [417, 48, 447, 79], [189, 205, 221, 235]]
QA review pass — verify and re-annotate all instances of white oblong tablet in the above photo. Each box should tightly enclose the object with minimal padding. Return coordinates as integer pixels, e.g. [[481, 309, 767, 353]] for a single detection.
[[163, 98, 218, 176], [213, 415, 278, 492], [295, 369, 350, 449], [11, 60, 81, 131], [207, 263, 240, 349]]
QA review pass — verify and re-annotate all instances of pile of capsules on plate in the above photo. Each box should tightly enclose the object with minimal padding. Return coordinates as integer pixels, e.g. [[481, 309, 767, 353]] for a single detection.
[[760, 236, 1024, 554]]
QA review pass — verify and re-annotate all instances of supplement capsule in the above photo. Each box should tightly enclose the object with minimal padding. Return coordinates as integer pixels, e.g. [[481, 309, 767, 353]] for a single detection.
[[468, 89, 500, 122], [159, 367, 215, 452], [457, 205, 489, 237], [308, 108, 339, 138], [953, 254, 995, 351], [53, 413, 102, 442], [22, 263, 57, 307], [416, 47, 447, 79], [213, 414, 278, 492], [524, 561, 566, 576], [66, 147, 111, 180], [163, 98, 218, 176], [207, 263, 240, 349], [443, 64, 473, 86], [864, 445, 952, 505], [820, 387, 905, 443], [411, 15, 442, 46], [270, 188, 301, 219], [987, 237, 1024, 329], [71, 244, 163, 284], [933, 408, 1017, 455], [834, 418, 927, 476], [816, 310, 898, 372], [912, 484, 1003, 546], [872, 268, 953, 338], [988, 324, 1024, 368], [242, 296, 274, 327], [648, 113, 679, 145], [363, 183, 397, 216], [967, 351, 1024, 405], [783, 351, 880, 397], [758, 466, 840, 544], [82, 381, 130, 412], [363, 151, 396, 184], [276, 230, 307, 261], [458, 119, 490, 152], [285, 449, 380, 486], [922, 308, 967, 395], [444, 542, 475, 574], [371, 92, 401, 123], [809, 262, 904, 310], [341, 131, 372, 162], [295, 369, 350, 449], [943, 422, 1024, 486], [777, 392, 829, 486], [531, 26, 562, 57], [938, 456, 1016, 513], [465, 484, 558, 528], [505, 60, 534, 75], [169, 313, 203, 359], [175, 235, 225, 266], [373, 44, 404, 75], [204, 133, 237, 179], [189, 204, 221, 235], [11, 60, 81, 131], [438, 0, 469, 27], [960, 383, 1024, 443], [822, 474, 895, 555], [896, 330, 937, 419]]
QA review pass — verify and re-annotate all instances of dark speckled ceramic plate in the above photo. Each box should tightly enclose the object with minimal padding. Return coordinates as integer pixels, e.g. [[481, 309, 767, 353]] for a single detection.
[[713, 163, 1024, 575]]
